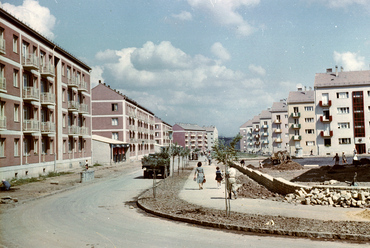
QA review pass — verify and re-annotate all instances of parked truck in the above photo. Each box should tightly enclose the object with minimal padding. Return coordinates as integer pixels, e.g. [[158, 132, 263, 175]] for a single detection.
[[142, 153, 170, 179]]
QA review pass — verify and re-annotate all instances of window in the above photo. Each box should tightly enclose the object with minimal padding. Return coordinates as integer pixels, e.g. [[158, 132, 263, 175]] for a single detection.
[[0, 138, 4, 157], [277, 143, 281, 148], [63, 140, 66, 153], [305, 129, 314, 134], [13, 36, 18, 53], [293, 107, 299, 113], [34, 139, 38, 154], [285, 114, 288, 118], [63, 114, 66, 128], [62, 88, 66, 102], [155, 132, 159, 137], [337, 92, 349, 98], [14, 104, 19, 122], [112, 103, 118, 111], [337, 107, 349, 114], [339, 138, 351, 144], [285, 124, 288, 128], [306, 141, 315, 146], [112, 118, 118, 126], [324, 139, 331, 147], [112, 132, 118, 140], [12, 69, 19, 87], [50, 140, 54, 154], [62, 63, 65, 76], [338, 122, 350, 129], [305, 118, 314, 123], [304, 106, 313, 111], [14, 139, 19, 156]]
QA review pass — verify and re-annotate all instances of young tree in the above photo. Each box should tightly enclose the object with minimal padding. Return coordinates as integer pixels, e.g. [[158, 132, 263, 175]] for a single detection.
[[212, 134, 242, 216]]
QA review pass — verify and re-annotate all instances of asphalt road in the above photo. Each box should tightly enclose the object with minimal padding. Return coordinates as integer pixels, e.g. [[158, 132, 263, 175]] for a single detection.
[[0, 167, 368, 248]]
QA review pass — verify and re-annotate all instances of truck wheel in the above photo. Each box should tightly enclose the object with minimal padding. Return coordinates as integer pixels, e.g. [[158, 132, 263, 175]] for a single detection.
[[143, 171, 148, 178]]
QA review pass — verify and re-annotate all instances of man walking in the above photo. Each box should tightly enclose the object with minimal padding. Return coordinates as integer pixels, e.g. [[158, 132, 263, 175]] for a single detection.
[[226, 165, 237, 199]]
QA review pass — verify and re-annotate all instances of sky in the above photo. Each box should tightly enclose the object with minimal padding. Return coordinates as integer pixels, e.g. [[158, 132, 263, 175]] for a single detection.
[[2, 0, 370, 137]]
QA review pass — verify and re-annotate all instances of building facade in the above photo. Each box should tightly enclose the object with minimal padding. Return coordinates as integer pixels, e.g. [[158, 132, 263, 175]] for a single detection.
[[259, 109, 272, 154], [271, 101, 289, 153], [154, 116, 172, 151], [172, 123, 207, 152], [91, 82, 154, 161], [204, 125, 218, 151], [0, 9, 92, 179]]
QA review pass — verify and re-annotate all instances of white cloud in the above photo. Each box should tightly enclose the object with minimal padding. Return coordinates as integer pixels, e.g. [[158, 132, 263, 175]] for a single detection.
[[95, 49, 120, 62], [333, 51, 365, 71], [211, 42, 230, 61], [172, 11, 192, 21], [187, 0, 260, 36], [248, 64, 266, 76], [309, 0, 369, 8], [90, 65, 105, 88], [1, 0, 56, 40]]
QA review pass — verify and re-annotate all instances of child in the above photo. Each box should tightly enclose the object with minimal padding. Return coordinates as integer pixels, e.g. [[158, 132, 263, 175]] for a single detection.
[[215, 166, 223, 189]]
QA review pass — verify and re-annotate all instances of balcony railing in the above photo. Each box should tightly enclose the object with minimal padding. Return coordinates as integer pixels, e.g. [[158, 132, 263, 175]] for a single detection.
[[262, 124, 268, 129], [41, 92, 55, 105], [79, 103, 88, 114], [319, 100, 332, 107], [40, 63, 55, 77], [274, 138, 282, 143], [262, 132, 269, 136], [254, 134, 260, 139], [291, 112, 301, 118], [22, 54, 39, 69], [291, 124, 301, 129], [78, 80, 88, 91], [255, 141, 260, 146], [67, 77, 79, 87], [263, 140, 269, 144], [0, 38, 5, 54], [320, 130, 333, 137], [79, 126, 89, 136], [0, 116, 6, 129], [68, 100, 79, 111], [0, 77, 6, 92], [274, 119, 281, 124], [320, 116, 332, 122], [292, 135, 301, 141], [23, 87, 40, 101], [23, 119, 39, 132], [41, 122, 55, 133], [274, 128, 282, 133], [254, 128, 260, 132], [68, 125, 79, 135]]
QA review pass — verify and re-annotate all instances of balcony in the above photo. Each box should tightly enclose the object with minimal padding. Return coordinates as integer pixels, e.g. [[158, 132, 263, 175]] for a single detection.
[[274, 119, 281, 124], [320, 130, 333, 137], [41, 122, 55, 133], [0, 77, 6, 92], [255, 141, 260, 146], [68, 100, 79, 111], [79, 103, 89, 114], [248, 142, 253, 146], [40, 63, 55, 77], [67, 77, 79, 88], [68, 125, 79, 135], [320, 116, 332, 122], [23, 119, 39, 132], [23, 87, 40, 101], [291, 112, 300, 118], [254, 128, 260, 132], [79, 126, 89, 136], [22, 54, 39, 70], [262, 124, 268, 129], [0, 116, 6, 130], [292, 135, 301, 141], [291, 124, 301, 129], [263, 140, 269, 144], [262, 132, 269, 137], [0, 38, 5, 54], [254, 134, 260, 139], [78, 80, 88, 91], [319, 100, 332, 107], [41, 92, 55, 105], [274, 138, 282, 143], [274, 128, 282, 133]]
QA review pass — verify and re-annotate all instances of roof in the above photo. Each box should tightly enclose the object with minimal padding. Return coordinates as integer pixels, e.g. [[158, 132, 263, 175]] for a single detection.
[[175, 123, 206, 131], [203, 126, 216, 132], [270, 101, 288, 113], [314, 69, 370, 88], [240, 120, 252, 128], [92, 135, 128, 145], [251, 115, 260, 124], [259, 109, 272, 119], [287, 90, 314, 103]]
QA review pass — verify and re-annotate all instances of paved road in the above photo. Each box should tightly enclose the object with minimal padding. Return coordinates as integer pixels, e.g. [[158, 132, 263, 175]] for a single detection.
[[1, 167, 369, 247]]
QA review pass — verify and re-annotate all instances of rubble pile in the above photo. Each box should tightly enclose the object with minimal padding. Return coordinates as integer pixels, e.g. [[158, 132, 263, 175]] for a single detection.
[[285, 187, 370, 208], [271, 161, 303, 170]]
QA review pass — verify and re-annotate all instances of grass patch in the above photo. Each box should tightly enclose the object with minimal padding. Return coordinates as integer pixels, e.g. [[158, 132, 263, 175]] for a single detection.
[[93, 163, 103, 167], [9, 171, 73, 186]]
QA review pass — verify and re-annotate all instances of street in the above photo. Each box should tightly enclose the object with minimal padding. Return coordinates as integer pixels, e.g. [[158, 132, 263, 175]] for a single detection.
[[0, 167, 368, 247]]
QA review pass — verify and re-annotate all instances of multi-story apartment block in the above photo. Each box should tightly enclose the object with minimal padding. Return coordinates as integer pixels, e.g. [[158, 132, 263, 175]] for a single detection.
[[287, 89, 315, 156], [203, 126, 218, 151], [172, 123, 207, 152], [314, 67, 370, 156], [154, 116, 172, 150], [251, 115, 261, 153], [239, 120, 253, 152], [0, 9, 92, 179], [259, 109, 272, 154], [271, 100, 289, 153], [92, 82, 155, 161]]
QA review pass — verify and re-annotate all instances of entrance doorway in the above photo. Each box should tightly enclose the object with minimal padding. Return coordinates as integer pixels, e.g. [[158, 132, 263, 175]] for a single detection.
[[356, 144, 366, 154]]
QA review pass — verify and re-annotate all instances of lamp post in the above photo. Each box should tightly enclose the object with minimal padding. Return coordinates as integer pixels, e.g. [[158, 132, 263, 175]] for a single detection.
[[168, 130, 173, 176]]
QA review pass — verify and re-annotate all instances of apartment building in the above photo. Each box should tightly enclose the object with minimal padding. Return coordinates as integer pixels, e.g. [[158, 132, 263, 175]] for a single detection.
[[287, 89, 315, 156], [203, 126, 218, 151], [172, 123, 207, 152], [91, 82, 154, 161], [314, 67, 370, 156], [239, 120, 252, 152], [251, 115, 261, 153], [154, 116, 172, 150], [0, 9, 92, 179], [271, 100, 289, 153], [259, 109, 272, 154]]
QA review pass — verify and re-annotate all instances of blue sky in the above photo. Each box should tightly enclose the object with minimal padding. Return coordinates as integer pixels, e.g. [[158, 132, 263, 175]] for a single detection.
[[2, 0, 370, 136]]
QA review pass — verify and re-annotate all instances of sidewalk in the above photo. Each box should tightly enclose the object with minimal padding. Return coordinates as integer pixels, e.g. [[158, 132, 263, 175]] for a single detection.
[[179, 161, 369, 222]]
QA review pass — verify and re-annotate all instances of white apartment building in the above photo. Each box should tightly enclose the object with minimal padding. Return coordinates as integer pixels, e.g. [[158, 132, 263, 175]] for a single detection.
[[204, 126, 218, 151], [271, 100, 289, 153], [259, 109, 272, 154]]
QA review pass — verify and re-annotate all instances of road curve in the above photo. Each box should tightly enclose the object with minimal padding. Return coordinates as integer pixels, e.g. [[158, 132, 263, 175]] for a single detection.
[[0, 168, 368, 248]]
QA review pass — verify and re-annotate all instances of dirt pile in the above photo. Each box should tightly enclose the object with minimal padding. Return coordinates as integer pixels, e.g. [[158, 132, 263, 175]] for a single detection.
[[271, 160, 303, 170], [236, 174, 283, 200], [356, 209, 370, 220]]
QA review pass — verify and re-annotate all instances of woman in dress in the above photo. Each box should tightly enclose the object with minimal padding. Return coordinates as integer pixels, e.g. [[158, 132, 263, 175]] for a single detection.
[[194, 162, 205, 190], [215, 166, 223, 188]]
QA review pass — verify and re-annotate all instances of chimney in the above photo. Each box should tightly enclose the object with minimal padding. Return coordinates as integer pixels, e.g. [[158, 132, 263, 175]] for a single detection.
[[341, 66, 343, 72], [326, 68, 332, 73], [335, 65, 338, 77], [99, 80, 101, 84]]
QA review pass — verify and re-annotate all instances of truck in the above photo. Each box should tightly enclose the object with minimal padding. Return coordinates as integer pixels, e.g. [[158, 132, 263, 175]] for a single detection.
[[142, 153, 170, 179]]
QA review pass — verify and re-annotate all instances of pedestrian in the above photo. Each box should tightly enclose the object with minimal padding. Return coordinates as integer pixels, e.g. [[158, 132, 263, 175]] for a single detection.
[[208, 156, 212, 166], [194, 162, 205, 190], [354, 147, 357, 156], [342, 152, 347, 165], [259, 160, 263, 168], [333, 153, 339, 165], [1, 179, 11, 191], [215, 166, 223, 189], [240, 160, 245, 168], [226, 164, 237, 199]]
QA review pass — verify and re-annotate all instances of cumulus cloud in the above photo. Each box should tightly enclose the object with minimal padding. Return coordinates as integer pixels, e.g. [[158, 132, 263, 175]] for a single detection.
[[333, 51, 365, 71], [211, 42, 230, 61], [187, 0, 260, 36], [248, 64, 266, 76], [172, 11, 192, 21], [90, 65, 105, 87], [1, 0, 56, 40], [309, 0, 369, 8]]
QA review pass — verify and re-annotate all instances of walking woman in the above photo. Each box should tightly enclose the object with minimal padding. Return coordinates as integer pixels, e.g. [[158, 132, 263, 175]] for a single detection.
[[194, 162, 205, 190]]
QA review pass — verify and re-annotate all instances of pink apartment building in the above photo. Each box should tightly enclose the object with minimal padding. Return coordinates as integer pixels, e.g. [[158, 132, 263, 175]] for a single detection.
[[154, 116, 172, 149], [0, 9, 92, 179], [172, 123, 207, 152], [92, 82, 155, 161]]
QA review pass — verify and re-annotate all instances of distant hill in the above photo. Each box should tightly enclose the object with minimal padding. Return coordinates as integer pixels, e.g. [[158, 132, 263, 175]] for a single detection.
[[218, 137, 240, 150]]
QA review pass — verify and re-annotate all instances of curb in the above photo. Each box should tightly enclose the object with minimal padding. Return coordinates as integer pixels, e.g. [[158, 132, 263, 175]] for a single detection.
[[137, 190, 370, 242]]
